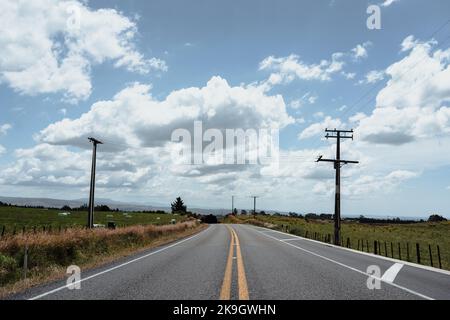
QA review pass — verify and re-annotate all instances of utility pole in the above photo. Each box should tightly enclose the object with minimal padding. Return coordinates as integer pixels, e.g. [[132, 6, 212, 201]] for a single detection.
[[251, 196, 259, 216], [87, 137, 103, 229], [231, 195, 235, 215], [316, 129, 358, 246]]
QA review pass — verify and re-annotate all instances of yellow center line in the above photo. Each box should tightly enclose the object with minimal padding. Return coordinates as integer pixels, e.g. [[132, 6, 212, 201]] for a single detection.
[[231, 228, 249, 300], [219, 225, 250, 300], [219, 226, 234, 300]]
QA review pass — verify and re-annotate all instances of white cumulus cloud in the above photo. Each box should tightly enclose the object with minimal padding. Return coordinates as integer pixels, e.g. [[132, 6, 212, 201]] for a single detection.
[[0, 0, 166, 103]]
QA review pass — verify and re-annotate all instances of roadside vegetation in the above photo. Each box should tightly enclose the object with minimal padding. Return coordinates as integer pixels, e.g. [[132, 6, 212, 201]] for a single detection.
[[0, 220, 203, 297], [224, 214, 450, 271], [0, 196, 210, 297]]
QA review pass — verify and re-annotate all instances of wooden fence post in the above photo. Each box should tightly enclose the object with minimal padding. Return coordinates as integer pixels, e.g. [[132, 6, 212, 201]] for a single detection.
[[398, 243, 402, 260], [1, 225, 5, 237], [428, 244, 433, 267], [374, 241, 378, 255], [407, 243, 410, 262], [366, 240, 369, 253], [416, 243, 421, 264], [437, 245, 442, 269], [23, 244, 28, 280]]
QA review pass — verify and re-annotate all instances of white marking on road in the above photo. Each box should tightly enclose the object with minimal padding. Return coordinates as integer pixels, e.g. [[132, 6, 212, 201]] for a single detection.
[[280, 238, 300, 242], [247, 226, 434, 300], [253, 226, 450, 276], [381, 263, 404, 283], [28, 226, 212, 300]]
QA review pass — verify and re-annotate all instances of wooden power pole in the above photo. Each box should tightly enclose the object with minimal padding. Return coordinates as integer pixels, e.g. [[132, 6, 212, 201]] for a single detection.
[[317, 129, 358, 245], [87, 137, 103, 229]]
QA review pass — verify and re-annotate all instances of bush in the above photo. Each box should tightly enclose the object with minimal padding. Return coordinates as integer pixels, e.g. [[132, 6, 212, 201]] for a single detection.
[[428, 214, 447, 222]]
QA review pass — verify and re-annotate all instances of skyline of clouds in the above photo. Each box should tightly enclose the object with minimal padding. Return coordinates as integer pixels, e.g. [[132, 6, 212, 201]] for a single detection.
[[0, 0, 166, 103], [0, 0, 449, 217]]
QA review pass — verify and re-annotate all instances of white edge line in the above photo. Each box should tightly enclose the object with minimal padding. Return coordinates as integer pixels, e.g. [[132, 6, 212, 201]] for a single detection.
[[253, 225, 450, 276], [28, 226, 211, 300], [245, 226, 434, 300], [381, 263, 404, 283]]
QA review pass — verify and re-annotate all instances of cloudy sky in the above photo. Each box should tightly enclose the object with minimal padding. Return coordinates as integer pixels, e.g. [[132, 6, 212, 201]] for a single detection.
[[1, 0, 450, 217]]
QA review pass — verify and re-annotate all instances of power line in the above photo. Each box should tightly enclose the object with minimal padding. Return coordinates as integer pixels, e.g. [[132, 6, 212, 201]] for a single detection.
[[301, 18, 450, 153]]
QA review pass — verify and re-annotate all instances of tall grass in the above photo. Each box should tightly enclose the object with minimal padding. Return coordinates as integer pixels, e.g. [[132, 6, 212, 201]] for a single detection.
[[226, 215, 450, 270], [0, 221, 199, 288]]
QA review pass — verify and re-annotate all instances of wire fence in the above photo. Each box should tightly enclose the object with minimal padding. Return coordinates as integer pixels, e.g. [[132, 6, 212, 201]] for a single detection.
[[280, 225, 443, 269]]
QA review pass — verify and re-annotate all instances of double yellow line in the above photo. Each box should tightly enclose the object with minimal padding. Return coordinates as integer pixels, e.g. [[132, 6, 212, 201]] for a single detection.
[[220, 226, 249, 300]]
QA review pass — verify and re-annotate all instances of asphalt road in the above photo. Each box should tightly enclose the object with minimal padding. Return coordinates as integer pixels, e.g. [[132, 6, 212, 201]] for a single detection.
[[10, 224, 450, 300]]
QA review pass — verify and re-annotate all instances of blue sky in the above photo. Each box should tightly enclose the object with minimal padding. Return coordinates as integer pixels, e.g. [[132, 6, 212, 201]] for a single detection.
[[1, 0, 450, 217]]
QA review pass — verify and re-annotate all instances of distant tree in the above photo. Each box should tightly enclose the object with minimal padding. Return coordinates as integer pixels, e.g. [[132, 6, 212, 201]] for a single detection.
[[305, 213, 319, 220], [319, 213, 333, 220], [428, 214, 447, 222], [200, 214, 218, 224], [95, 205, 112, 212], [76, 204, 88, 211], [260, 210, 266, 215], [61, 205, 71, 211], [171, 197, 187, 214], [241, 209, 247, 215], [233, 208, 238, 216]]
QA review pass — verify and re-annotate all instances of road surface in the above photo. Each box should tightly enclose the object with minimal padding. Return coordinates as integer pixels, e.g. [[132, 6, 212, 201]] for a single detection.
[[10, 224, 450, 300]]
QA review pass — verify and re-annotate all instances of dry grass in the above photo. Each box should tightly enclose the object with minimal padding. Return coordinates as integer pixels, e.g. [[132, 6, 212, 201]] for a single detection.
[[0, 221, 203, 297], [225, 215, 450, 270]]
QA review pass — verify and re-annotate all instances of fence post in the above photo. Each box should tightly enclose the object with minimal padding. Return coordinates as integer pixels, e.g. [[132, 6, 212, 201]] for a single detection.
[[346, 238, 350, 248], [391, 242, 394, 258], [366, 240, 369, 253], [23, 244, 28, 280], [305, 231, 308, 238], [437, 245, 442, 269], [374, 241, 378, 255], [416, 243, 421, 264], [407, 243, 410, 262], [398, 243, 402, 260], [1, 225, 5, 237], [357, 239, 360, 251], [22, 226, 26, 235], [428, 244, 433, 267], [384, 242, 388, 257]]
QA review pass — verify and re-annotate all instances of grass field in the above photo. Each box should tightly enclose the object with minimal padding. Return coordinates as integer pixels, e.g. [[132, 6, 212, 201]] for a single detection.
[[224, 214, 450, 271], [0, 206, 187, 234]]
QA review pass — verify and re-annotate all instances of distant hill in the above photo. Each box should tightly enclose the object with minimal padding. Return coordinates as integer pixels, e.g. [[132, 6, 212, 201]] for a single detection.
[[0, 196, 231, 215]]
